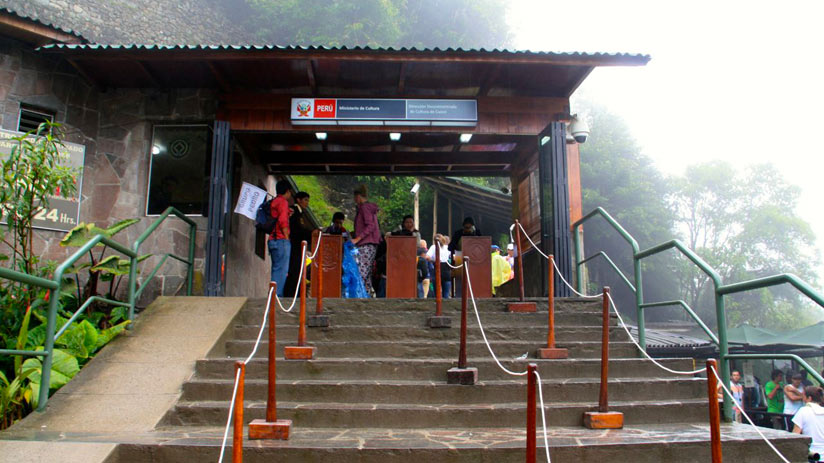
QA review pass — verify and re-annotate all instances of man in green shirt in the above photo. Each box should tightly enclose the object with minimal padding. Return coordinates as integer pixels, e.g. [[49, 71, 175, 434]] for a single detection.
[[765, 369, 785, 414]]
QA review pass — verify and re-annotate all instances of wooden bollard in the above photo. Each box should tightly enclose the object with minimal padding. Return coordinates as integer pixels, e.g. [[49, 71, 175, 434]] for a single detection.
[[526, 363, 537, 463], [508, 220, 536, 313], [428, 242, 451, 328], [232, 362, 245, 462], [538, 255, 567, 359], [249, 282, 292, 440], [285, 242, 316, 359], [308, 230, 330, 328], [707, 359, 723, 463], [583, 287, 623, 428], [447, 257, 477, 384]]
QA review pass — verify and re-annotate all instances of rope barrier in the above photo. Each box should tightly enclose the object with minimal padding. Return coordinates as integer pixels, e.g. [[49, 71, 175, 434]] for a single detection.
[[218, 285, 275, 463], [711, 366, 791, 463], [464, 260, 551, 462], [274, 242, 308, 313]]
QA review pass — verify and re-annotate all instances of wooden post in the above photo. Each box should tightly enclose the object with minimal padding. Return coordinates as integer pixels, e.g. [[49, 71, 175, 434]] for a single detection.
[[448, 199, 452, 236], [583, 287, 623, 429], [427, 241, 451, 328], [316, 233, 323, 315], [447, 257, 476, 384], [508, 220, 537, 312], [249, 283, 292, 440], [537, 255, 567, 358], [233, 361, 245, 462], [432, 189, 438, 241], [707, 359, 723, 463], [526, 363, 537, 463], [285, 242, 316, 360]]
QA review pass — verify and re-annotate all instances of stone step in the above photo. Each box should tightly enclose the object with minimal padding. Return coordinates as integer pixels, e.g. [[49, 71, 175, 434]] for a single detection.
[[232, 324, 630, 343], [195, 357, 694, 381], [109, 424, 812, 463], [223, 339, 638, 359], [163, 398, 709, 428], [179, 377, 705, 404], [259, 308, 612, 327]]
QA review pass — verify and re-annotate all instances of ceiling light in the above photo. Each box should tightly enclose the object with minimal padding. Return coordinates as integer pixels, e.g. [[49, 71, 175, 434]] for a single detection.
[[389, 132, 401, 142], [540, 136, 551, 146], [151, 145, 161, 155], [315, 132, 327, 141], [459, 133, 473, 143]]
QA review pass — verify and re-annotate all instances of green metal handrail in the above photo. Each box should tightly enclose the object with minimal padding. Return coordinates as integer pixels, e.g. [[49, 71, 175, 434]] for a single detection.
[[639, 300, 719, 345], [574, 206, 824, 422], [578, 251, 636, 293], [0, 207, 195, 411]]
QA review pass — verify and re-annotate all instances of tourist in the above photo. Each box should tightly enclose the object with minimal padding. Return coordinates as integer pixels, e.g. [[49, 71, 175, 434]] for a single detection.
[[419, 239, 432, 298], [786, 372, 806, 416], [324, 211, 350, 240], [416, 247, 430, 298], [448, 217, 482, 294], [765, 369, 785, 428], [351, 185, 380, 296], [491, 245, 510, 295], [792, 386, 824, 458], [268, 182, 292, 297], [718, 370, 745, 423], [505, 243, 515, 280], [427, 234, 452, 298], [390, 214, 421, 242], [284, 191, 313, 295]]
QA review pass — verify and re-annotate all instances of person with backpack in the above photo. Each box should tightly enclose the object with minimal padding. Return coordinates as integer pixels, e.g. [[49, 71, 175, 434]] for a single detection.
[[268, 182, 293, 296]]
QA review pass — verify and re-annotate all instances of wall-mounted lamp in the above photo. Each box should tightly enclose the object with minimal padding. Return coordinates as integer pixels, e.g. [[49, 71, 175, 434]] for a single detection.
[[151, 145, 161, 155], [315, 132, 327, 141], [459, 133, 473, 143], [389, 132, 402, 142], [410, 182, 420, 194]]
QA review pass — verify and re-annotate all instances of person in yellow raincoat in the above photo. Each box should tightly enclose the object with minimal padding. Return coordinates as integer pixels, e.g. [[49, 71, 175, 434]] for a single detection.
[[491, 245, 511, 295]]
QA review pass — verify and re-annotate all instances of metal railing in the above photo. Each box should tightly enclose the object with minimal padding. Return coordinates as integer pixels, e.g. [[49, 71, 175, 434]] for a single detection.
[[0, 207, 196, 411], [572, 206, 824, 421]]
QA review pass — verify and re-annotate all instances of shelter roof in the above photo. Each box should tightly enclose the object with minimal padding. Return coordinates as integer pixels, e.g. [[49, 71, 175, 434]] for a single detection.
[[0, 7, 85, 45], [37, 43, 649, 96], [422, 177, 511, 224]]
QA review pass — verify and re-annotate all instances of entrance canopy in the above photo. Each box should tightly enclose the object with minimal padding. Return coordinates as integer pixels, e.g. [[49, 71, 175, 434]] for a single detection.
[[40, 44, 648, 176]]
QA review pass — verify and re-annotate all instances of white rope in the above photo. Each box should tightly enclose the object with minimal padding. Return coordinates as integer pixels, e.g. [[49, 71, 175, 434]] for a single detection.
[[517, 221, 550, 260], [307, 232, 323, 260], [711, 365, 791, 463], [444, 261, 464, 269], [606, 292, 706, 375], [534, 369, 552, 463], [464, 262, 551, 462], [549, 255, 601, 300], [218, 285, 274, 462], [274, 242, 307, 312]]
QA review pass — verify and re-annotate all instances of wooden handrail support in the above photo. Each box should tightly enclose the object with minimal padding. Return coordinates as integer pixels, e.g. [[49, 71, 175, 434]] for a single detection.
[[447, 257, 477, 384], [285, 242, 317, 360], [249, 282, 292, 440], [427, 242, 452, 328], [707, 359, 723, 463], [308, 230, 330, 328], [233, 361, 245, 462], [508, 220, 537, 313], [538, 255, 568, 359], [526, 363, 537, 463], [583, 287, 623, 429]]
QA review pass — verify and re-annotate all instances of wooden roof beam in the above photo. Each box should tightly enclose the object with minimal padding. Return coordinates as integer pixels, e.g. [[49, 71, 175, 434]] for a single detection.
[[307, 59, 317, 95], [137, 60, 162, 87], [262, 151, 514, 165], [206, 61, 232, 93], [397, 62, 406, 93], [477, 63, 502, 96]]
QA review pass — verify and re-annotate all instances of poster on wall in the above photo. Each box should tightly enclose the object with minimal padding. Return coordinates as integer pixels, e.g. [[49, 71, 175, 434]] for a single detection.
[[0, 129, 85, 232]]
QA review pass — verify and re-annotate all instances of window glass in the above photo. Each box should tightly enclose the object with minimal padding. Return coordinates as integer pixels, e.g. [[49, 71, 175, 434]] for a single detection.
[[147, 125, 211, 215]]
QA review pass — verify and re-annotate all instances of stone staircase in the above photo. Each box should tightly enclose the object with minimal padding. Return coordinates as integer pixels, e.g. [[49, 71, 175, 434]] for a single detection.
[[109, 297, 810, 462]]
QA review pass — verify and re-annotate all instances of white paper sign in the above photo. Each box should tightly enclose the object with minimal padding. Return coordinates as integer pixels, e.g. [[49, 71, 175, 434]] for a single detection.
[[234, 182, 267, 220]]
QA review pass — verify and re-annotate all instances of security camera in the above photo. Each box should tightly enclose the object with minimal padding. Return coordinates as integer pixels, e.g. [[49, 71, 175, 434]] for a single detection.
[[569, 115, 589, 144], [410, 183, 420, 194]]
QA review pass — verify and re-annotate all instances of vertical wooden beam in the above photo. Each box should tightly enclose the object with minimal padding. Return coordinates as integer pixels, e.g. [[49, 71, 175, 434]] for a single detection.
[[306, 59, 317, 96], [448, 199, 453, 236], [397, 62, 407, 94]]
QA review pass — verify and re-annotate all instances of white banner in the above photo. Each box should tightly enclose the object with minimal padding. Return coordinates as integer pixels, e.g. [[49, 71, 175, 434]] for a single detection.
[[234, 182, 267, 220]]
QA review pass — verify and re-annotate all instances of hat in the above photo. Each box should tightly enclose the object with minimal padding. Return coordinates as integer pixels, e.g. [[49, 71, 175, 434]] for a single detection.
[[353, 184, 368, 197], [507, 243, 514, 251], [491, 245, 500, 251]]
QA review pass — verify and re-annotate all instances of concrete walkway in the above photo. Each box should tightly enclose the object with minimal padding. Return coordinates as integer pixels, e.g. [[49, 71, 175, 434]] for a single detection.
[[0, 296, 246, 463]]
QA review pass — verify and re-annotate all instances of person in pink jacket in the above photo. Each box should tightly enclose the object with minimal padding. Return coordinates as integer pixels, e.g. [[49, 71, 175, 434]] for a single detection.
[[351, 184, 380, 296]]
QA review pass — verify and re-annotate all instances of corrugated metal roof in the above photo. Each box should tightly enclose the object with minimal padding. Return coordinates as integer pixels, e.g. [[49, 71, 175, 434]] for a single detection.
[[37, 42, 649, 62], [0, 6, 85, 41]]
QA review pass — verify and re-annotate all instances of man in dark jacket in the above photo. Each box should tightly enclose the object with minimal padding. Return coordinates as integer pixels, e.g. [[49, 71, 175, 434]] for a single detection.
[[284, 192, 313, 295], [448, 217, 482, 257]]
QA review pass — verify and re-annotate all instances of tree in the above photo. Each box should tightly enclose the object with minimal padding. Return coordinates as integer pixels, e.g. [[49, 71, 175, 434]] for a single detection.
[[577, 103, 679, 319], [669, 161, 821, 329], [241, 0, 510, 49]]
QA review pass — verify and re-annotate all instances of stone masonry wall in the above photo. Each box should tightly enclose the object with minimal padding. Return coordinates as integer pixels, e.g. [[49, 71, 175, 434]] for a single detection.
[[2, 0, 252, 44], [0, 36, 217, 306]]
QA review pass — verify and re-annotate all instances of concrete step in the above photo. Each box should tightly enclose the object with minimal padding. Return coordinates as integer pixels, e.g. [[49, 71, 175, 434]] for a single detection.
[[109, 424, 812, 463], [179, 377, 705, 404], [194, 357, 695, 381], [232, 324, 630, 343], [260, 308, 612, 327], [163, 398, 709, 428], [223, 339, 638, 359]]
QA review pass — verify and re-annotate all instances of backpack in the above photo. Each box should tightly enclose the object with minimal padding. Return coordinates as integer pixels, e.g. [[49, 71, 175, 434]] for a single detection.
[[255, 196, 277, 234]]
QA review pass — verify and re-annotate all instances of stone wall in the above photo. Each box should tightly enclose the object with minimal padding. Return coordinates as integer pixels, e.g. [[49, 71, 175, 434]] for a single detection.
[[0, 36, 218, 306], [2, 0, 252, 44]]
